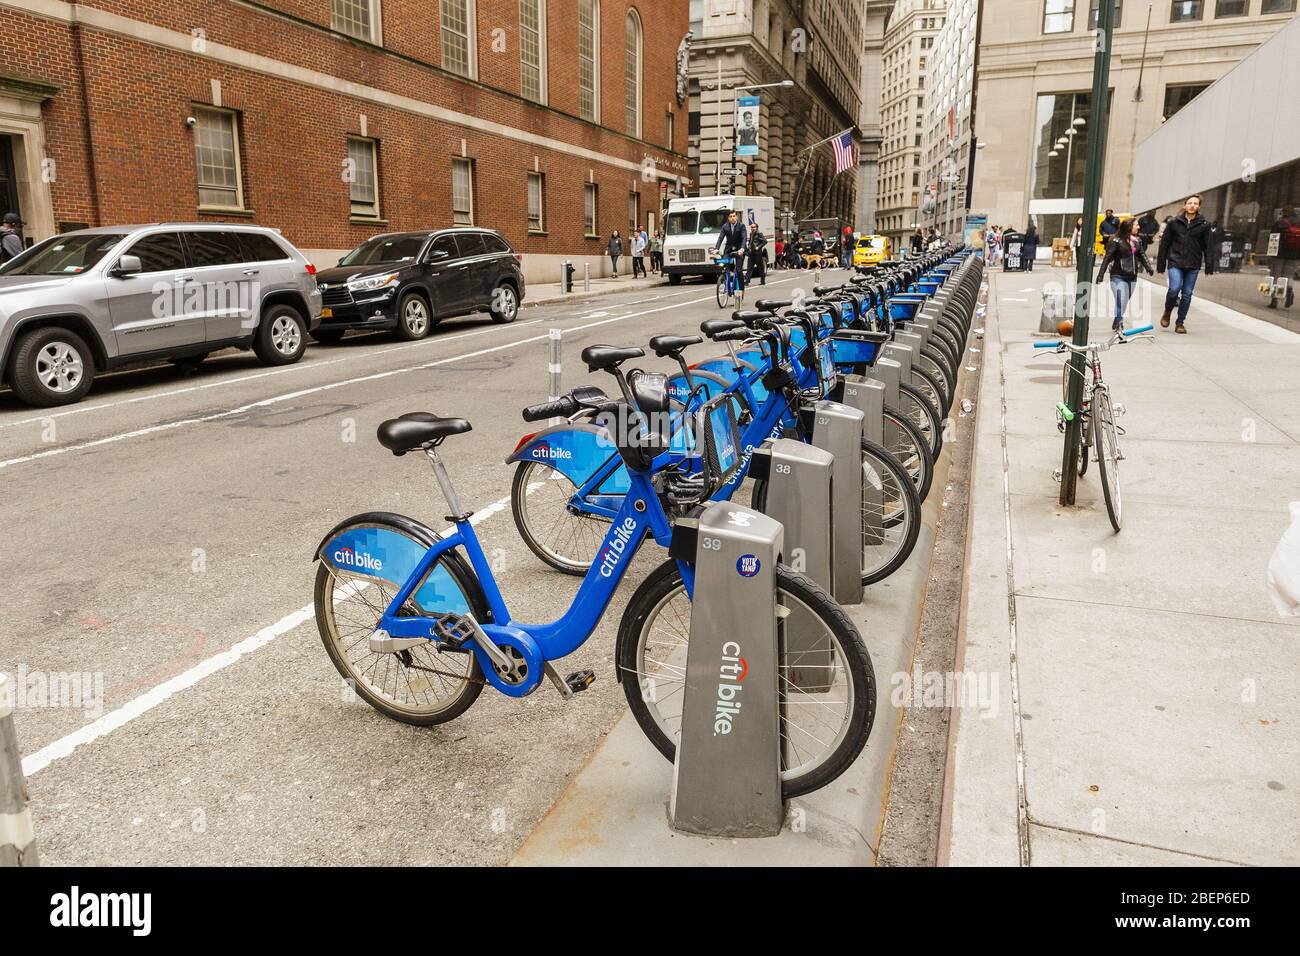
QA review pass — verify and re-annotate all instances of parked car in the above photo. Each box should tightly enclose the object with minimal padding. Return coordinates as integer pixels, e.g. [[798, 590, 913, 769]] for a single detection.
[[311, 228, 525, 342], [0, 223, 321, 407]]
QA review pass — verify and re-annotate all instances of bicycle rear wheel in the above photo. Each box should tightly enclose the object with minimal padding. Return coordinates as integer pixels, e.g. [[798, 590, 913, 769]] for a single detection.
[[618, 560, 876, 799], [1094, 387, 1123, 532]]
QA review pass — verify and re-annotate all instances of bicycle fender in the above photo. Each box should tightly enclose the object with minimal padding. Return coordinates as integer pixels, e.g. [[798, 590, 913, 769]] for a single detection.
[[505, 421, 627, 491], [315, 512, 486, 620]]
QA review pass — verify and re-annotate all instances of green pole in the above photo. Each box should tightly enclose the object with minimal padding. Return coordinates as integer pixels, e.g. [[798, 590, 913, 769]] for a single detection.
[[1060, 0, 1116, 506]]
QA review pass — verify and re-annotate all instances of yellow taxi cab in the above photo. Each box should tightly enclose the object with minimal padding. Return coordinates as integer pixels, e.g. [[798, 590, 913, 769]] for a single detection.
[[853, 234, 890, 270]]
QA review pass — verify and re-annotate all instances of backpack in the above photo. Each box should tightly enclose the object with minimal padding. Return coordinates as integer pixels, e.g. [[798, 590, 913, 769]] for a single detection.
[[1281, 220, 1300, 257]]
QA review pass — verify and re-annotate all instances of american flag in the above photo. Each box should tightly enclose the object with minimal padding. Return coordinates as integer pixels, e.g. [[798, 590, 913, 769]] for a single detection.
[[832, 130, 856, 174]]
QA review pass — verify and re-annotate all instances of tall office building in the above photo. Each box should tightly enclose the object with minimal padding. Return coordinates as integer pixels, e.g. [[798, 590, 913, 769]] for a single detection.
[[919, 0, 978, 244], [686, 0, 866, 229], [877, 0, 947, 250], [972, 0, 1297, 248]]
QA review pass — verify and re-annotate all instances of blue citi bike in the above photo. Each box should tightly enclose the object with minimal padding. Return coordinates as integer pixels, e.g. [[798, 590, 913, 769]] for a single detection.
[[715, 254, 745, 309], [507, 299, 928, 585], [313, 348, 876, 797]]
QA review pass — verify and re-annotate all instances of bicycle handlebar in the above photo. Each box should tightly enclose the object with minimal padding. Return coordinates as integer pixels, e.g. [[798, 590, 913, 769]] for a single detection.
[[522, 395, 579, 422]]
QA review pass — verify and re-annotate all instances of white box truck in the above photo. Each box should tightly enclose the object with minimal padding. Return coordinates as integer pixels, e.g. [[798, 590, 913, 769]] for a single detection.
[[662, 195, 775, 285]]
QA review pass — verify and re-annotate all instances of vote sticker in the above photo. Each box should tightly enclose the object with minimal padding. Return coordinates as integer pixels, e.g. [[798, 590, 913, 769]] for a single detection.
[[736, 554, 761, 578]]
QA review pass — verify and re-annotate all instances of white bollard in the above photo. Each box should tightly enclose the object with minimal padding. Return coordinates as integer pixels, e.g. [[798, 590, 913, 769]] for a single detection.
[[583, 263, 591, 292], [548, 328, 562, 424], [0, 673, 39, 866]]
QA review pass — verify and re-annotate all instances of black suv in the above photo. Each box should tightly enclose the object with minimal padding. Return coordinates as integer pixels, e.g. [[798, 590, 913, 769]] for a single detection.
[[311, 228, 525, 342]]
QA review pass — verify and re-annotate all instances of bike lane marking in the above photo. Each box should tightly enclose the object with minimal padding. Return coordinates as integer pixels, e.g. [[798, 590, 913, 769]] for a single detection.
[[0, 276, 805, 472]]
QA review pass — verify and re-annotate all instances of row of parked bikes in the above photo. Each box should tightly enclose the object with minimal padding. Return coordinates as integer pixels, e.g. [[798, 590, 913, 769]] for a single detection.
[[312, 246, 985, 796]]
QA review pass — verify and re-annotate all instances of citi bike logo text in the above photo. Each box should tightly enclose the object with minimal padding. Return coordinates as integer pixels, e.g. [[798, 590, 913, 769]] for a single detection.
[[714, 641, 748, 735], [332, 547, 383, 572], [529, 442, 572, 461], [151, 279, 261, 327], [598, 517, 639, 578]]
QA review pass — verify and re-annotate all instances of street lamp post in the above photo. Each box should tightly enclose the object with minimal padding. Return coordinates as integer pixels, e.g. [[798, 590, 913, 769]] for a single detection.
[[1060, 0, 1116, 506], [725, 79, 795, 196]]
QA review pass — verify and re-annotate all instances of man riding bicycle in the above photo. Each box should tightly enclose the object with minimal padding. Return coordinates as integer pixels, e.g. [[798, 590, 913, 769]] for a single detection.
[[713, 209, 748, 294]]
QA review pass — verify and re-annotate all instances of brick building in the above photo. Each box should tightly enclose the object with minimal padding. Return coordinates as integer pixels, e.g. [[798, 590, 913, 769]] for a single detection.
[[0, 0, 691, 280]]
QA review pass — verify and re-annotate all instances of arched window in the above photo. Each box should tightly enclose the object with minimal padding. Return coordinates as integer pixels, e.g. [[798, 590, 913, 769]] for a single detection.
[[579, 0, 600, 121], [624, 9, 642, 137]]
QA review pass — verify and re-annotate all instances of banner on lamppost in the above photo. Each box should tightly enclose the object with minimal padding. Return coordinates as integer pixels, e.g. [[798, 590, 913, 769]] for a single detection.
[[736, 96, 761, 157]]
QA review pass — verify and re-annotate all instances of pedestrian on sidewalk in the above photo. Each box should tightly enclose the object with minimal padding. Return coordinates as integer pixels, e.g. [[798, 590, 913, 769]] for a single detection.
[[1096, 218, 1154, 331], [910, 226, 925, 257], [649, 230, 664, 274], [1268, 204, 1299, 310], [774, 233, 785, 270], [607, 230, 623, 277], [747, 221, 768, 286], [630, 230, 646, 278], [1137, 210, 1160, 253], [1070, 216, 1084, 267], [0, 212, 24, 262], [1099, 209, 1120, 241], [1021, 223, 1039, 271], [987, 225, 1002, 266], [1156, 194, 1216, 333]]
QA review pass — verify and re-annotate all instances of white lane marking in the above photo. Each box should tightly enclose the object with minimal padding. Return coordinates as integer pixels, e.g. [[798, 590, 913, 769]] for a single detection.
[[0, 277, 804, 472], [21, 482, 536, 778], [0, 319, 544, 432]]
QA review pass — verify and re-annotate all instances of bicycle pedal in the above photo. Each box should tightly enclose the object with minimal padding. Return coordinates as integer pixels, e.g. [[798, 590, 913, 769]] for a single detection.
[[564, 669, 596, 693], [433, 614, 476, 650]]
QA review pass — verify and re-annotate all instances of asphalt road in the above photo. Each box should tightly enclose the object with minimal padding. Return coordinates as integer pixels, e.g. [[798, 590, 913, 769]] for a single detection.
[[2, 268, 839, 865]]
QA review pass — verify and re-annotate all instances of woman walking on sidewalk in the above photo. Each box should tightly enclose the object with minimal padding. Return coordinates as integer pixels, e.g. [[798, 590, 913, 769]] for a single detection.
[[649, 230, 664, 274], [607, 230, 623, 277], [1096, 218, 1154, 331], [1022, 223, 1040, 272], [630, 230, 646, 278]]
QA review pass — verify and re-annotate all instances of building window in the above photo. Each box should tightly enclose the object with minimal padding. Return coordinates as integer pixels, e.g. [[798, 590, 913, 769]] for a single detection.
[[193, 106, 244, 209], [625, 9, 643, 137], [331, 0, 380, 42], [441, 0, 477, 78], [584, 182, 598, 235], [1043, 1, 1074, 34], [1088, 0, 1122, 27], [1162, 83, 1208, 120], [347, 137, 380, 218], [452, 157, 474, 224], [519, 0, 547, 103], [628, 190, 640, 233], [528, 171, 545, 232], [1169, 0, 1203, 20], [1262, 0, 1297, 11], [579, 0, 600, 121], [1213, 0, 1246, 13]]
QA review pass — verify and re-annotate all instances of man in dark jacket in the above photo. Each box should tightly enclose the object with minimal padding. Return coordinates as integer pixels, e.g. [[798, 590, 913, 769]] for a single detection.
[[910, 227, 925, 256], [1156, 194, 1215, 333], [1099, 210, 1120, 239], [0, 212, 24, 261], [1136, 210, 1160, 252], [714, 210, 748, 292], [1269, 205, 1299, 310]]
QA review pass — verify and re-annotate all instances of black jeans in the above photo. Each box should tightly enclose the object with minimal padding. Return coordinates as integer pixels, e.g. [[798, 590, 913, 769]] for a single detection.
[[632, 255, 645, 278], [610, 254, 619, 275]]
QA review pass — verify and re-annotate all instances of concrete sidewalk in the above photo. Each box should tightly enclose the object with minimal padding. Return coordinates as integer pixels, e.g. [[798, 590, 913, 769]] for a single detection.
[[943, 266, 1300, 866]]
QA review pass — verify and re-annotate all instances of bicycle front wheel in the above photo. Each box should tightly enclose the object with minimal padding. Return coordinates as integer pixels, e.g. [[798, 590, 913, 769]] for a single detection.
[[884, 405, 935, 502], [898, 381, 943, 457], [1094, 387, 1123, 532], [618, 560, 876, 799], [716, 273, 730, 308], [511, 461, 609, 574]]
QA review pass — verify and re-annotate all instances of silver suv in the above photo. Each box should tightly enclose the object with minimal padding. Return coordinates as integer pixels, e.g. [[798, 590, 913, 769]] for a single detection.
[[0, 223, 322, 406]]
